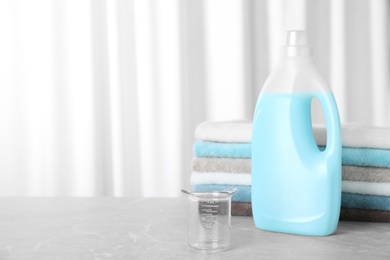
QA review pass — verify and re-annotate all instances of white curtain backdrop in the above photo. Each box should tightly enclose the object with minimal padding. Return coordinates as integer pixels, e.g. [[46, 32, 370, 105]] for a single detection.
[[0, 0, 389, 197]]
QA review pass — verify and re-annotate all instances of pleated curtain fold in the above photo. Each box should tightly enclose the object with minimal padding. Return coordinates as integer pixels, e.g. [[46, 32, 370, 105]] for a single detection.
[[0, 0, 388, 196]]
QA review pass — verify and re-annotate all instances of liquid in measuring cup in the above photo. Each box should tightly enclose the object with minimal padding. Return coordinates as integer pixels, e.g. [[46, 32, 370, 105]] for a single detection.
[[187, 192, 233, 252]]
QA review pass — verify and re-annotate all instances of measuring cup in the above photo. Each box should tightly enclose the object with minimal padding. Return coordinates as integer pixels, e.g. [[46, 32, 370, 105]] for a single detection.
[[185, 189, 237, 252]]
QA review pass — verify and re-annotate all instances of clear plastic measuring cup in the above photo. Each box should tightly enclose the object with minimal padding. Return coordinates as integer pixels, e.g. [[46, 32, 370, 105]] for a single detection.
[[184, 189, 237, 252]]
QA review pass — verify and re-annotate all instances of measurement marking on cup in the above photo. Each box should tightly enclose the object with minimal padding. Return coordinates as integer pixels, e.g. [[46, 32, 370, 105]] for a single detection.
[[201, 202, 219, 230]]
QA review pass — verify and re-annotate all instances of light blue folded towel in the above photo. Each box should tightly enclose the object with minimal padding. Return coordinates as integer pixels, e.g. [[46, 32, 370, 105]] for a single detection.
[[341, 192, 390, 211], [193, 184, 390, 211], [194, 141, 390, 168], [193, 141, 251, 159], [342, 147, 390, 168]]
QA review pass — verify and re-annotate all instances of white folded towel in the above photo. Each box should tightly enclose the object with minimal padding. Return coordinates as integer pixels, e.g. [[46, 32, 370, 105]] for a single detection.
[[195, 120, 252, 143], [342, 181, 390, 196], [195, 120, 390, 149], [313, 124, 390, 149]]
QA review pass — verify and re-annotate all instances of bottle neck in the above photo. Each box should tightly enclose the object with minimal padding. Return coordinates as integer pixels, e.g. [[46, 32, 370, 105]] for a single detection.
[[279, 46, 312, 59], [279, 56, 314, 63]]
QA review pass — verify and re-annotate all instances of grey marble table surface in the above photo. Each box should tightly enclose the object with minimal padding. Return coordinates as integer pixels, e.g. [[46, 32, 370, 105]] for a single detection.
[[0, 197, 389, 259]]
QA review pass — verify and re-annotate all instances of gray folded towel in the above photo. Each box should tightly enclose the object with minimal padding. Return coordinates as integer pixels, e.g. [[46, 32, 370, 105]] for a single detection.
[[193, 158, 390, 183], [343, 165, 390, 183], [192, 158, 251, 173]]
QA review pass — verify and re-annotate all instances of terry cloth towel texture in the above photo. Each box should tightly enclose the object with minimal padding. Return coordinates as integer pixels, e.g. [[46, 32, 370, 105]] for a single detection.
[[195, 121, 390, 149], [314, 124, 390, 149], [231, 202, 252, 216], [340, 208, 390, 222], [193, 158, 390, 183], [192, 158, 251, 173], [194, 184, 390, 212], [342, 181, 390, 196], [191, 120, 390, 222], [195, 120, 252, 143], [231, 203, 390, 222], [191, 172, 390, 197], [341, 192, 390, 211], [193, 141, 251, 158], [194, 141, 390, 168], [340, 147, 390, 168], [342, 166, 390, 183]]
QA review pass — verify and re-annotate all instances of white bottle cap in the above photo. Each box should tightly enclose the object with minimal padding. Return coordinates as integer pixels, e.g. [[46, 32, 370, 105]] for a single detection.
[[280, 30, 312, 57], [285, 30, 309, 46]]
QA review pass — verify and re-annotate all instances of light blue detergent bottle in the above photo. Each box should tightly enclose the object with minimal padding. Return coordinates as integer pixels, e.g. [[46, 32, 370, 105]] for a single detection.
[[251, 30, 342, 236]]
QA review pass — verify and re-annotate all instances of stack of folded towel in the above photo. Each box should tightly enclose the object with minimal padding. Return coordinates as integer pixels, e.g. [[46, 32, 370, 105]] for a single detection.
[[192, 120, 253, 216], [191, 120, 390, 222], [317, 126, 390, 222]]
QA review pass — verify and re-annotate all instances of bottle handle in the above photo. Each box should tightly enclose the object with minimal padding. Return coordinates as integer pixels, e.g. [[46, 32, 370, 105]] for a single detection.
[[315, 92, 341, 154]]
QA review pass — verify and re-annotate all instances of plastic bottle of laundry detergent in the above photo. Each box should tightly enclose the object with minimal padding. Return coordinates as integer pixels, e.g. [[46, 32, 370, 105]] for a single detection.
[[251, 30, 342, 236]]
